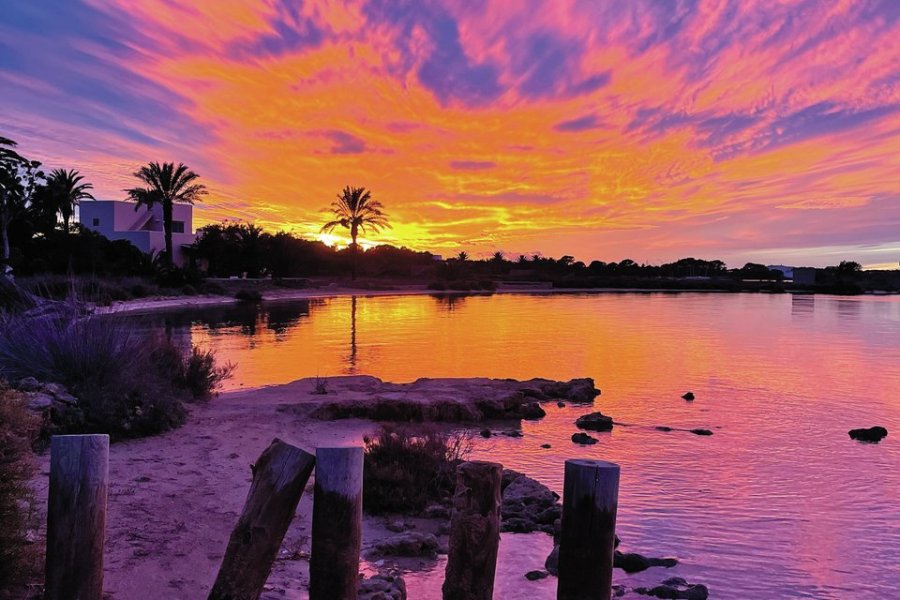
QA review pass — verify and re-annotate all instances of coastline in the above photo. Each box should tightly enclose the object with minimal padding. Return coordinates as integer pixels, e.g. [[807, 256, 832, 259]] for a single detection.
[[90, 283, 878, 317]]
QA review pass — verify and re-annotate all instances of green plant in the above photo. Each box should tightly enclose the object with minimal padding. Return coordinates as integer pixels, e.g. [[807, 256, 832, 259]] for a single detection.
[[362, 425, 472, 515]]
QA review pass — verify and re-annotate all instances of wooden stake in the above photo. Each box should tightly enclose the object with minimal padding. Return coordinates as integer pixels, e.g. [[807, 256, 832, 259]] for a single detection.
[[309, 446, 364, 600], [209, 439, 315, 600], [45, 434, 109, 600], [557, 459, 620, 600], [442, 460, 503, 600]]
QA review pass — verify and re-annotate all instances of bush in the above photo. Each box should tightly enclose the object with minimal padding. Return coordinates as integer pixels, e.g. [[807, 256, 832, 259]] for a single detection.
[[178, 346, 234, 399], [0, 310, 231, 438], [198, 281, 226, 295], [363, 425, 471, 515], [235, 289, 263, 303], [0, 383, 40, 589]]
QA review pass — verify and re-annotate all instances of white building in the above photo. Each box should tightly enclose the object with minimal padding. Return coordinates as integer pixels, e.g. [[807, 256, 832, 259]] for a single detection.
[[79, 200, 196, 266]]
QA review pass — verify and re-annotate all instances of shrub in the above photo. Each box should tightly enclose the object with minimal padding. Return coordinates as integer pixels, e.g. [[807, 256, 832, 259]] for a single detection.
[[198, 281, 226, 295], [235, 289, 263, 303], [363, 425, 472, 515], [181, 284, 198, 296], [178, 346, 234, 399], [0, 383, 40, 589], [0, 310, 231, 438], [0, 278, 37, 315]]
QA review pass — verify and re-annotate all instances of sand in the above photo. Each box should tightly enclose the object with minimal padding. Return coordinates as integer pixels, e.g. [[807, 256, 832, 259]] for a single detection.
[[25, 375, 593, 599]]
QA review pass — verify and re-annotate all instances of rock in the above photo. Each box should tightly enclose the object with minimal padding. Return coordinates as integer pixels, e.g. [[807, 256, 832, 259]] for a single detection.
[[635, 580, 709, 600], [358, 573, 407, 600], [615, 551, 678, 573], [423, 504, 450, 519], [565, 378, 601, 402], [682, 392, 695, 401], [612, 584, 627, 597], [655, 426, 673, 432], [25, 392, 53, 411], [385, 518, 409, 533], [541, 443, 552, 449], [848, 426, 888, 443], [690, 429, 713, 436], [370, 532, 440, 558], [572, 432, 598, 445], [501, 470, 561, 535], [525, 570, 549, 581], [521, 402, 547, 420], [575, 412, 614, 432], [504, 430, 524, 438], [544, 545, 559, 575], [557, 401, 566, 408], [480, 428, 492, 438], [16, 377, 41, 392]]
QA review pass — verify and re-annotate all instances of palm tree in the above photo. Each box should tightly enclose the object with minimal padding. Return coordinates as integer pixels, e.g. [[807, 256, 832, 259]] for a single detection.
[[321, 186, 389, 280], [46, 169, 94, 232], [456, 251, 469, 261], [126, 162, 206, 267]]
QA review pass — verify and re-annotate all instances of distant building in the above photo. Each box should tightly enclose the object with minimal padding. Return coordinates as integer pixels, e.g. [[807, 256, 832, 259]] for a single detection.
[[792, 267, 817, 285], [767, 265, 794, 279], [79, 200, 196, 266]]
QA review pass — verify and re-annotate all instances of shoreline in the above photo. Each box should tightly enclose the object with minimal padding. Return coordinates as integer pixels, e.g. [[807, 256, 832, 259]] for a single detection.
[[92, 284, 896, 316]]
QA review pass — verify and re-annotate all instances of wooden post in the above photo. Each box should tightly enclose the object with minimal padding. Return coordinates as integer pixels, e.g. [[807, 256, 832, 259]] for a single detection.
[[442, 460, 503, 600], [557, 459, 620, 600], [45, 434, 109, 600], [309, 446, 364, 600], [208, 439, 315, 600]]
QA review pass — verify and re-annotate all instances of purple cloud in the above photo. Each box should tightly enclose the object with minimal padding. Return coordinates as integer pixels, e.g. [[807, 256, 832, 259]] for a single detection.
[[315, 130, 367, 154], [553, 114, 605, 132]]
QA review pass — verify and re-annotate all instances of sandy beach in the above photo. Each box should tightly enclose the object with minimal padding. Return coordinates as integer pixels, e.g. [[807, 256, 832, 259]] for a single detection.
[[26, 376, 592, 599]]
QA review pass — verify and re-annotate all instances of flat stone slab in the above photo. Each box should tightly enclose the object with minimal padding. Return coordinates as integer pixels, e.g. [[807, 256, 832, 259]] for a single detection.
[[229, 375, 600, 423]]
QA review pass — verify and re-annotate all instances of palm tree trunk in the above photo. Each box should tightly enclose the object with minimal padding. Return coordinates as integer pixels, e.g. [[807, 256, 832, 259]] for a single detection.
[[350, 223, 358, 281], [0, 210, 9, 276], [163, 199, 174, 267]]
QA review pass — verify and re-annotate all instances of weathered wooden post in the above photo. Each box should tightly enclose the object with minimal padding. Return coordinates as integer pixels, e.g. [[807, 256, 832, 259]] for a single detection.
[[45, 434, 109, 600], [557, 459, 620, 600], [208, 439, 316, 600], [442, 460, 503, 600], [309, 446, 364, 600]]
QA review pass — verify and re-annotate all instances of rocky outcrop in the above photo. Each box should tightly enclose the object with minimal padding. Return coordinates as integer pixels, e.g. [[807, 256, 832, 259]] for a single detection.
[[369, 532, 441, 558], [358, 573, 407, 600], [571, 432, 598, 445], [307, 376, 599, 423], [575, 411, 614, 431], [848, 426, 888, 443], [500, 469, 560, 534], [635, 577, 709, 599]]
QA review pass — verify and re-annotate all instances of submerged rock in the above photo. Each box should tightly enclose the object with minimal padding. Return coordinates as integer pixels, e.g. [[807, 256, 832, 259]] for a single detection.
[[572, 432, 599, 445], [370, 533, 441, 558], [480, 428, 492, 438], [358, 573, 407, 600], [575, 412, 614, 432], [540, 443, 552, 449], [525, 570, 549, 581], [682, 392, 695, 401], [635, 577, 709, 600], [690, 429, 713, 436], [655, 426, 673, 432], [848, 426, 888, 443], [615, 551, 678, 573]]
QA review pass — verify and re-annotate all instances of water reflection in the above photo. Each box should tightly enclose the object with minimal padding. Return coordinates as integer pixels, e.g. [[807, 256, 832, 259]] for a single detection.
[[131, 292, 900, 598]]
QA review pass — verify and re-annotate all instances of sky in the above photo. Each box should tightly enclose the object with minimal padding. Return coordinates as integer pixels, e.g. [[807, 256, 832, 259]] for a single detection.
[[1, 0, 899, 268]]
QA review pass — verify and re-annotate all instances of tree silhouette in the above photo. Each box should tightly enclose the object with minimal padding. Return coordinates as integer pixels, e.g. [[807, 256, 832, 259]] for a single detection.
[[0, 137, 43, 276], [46, 168, 94, 233], [321, 186, 389, 280], [126, 162, 206, 267]]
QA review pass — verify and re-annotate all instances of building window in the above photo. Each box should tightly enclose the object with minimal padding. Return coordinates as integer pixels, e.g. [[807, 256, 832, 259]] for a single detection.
[[92, 218, 100, 227], [171, 221, 185, 234]]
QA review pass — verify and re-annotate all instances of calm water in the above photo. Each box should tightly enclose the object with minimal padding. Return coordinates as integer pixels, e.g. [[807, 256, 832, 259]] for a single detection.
[[139, 293, 900, 599]]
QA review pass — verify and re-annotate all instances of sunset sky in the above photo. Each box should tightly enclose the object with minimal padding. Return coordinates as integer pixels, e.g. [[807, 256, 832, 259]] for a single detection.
[[2, 0, 899, 267]]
